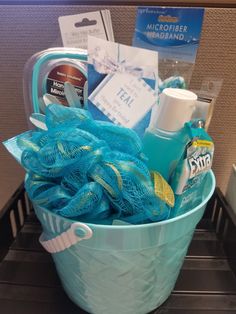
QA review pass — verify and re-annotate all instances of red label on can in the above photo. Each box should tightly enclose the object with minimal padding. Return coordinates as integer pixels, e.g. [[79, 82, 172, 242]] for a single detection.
[[46, 64, 86, 105]]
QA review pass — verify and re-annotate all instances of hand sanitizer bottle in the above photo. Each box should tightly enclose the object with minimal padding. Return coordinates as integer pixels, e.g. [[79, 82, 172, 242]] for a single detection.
[[142, 88, 197, 181]]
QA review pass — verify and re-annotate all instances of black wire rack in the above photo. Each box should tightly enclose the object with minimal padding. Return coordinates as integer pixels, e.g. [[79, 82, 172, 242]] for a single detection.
[[0, 184, 236, 313]]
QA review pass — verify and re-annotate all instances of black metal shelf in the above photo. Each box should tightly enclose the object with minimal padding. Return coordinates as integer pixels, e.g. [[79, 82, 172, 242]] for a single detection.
[[0, 185, 236, 313]]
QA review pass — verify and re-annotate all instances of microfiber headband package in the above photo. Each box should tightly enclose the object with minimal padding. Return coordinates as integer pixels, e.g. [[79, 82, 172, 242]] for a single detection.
[[133, 7, 205, 86]]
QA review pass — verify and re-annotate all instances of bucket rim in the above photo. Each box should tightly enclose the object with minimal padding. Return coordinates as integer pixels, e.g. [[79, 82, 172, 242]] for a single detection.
[[34, 170, 215, 230]]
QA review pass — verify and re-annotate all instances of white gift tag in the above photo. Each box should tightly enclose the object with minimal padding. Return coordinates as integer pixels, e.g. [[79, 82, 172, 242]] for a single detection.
[[89, 73, 157, 128], [59, 11, 109, 49]]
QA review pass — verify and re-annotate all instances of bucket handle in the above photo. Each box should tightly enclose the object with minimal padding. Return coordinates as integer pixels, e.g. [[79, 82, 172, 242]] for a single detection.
[[39, 222, 93, 254]]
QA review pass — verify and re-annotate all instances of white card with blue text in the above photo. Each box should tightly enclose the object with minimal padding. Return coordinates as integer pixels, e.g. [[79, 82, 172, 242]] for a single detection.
[[88, 73, 157, 128]]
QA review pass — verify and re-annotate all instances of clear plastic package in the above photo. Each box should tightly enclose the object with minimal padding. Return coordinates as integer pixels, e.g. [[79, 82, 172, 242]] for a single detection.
[[133, 7, 205, 88], [191, 78, 223, 130], [23, 48, 87, 124]]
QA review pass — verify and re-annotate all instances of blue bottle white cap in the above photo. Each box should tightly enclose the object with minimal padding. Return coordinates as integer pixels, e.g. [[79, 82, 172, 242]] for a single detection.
[[156, 88, 197, 132]]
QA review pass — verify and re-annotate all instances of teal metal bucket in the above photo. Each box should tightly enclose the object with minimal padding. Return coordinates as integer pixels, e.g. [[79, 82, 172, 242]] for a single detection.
[[34, 171, 215, 314]]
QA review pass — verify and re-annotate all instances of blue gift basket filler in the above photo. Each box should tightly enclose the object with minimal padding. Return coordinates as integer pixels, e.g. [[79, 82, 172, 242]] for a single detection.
[[34, 171, 215, 314]]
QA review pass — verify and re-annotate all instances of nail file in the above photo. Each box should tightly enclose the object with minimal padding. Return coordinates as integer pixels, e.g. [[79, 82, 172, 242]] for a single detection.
[[43, 94, 62, 107], [30, 114, 47, 130], [64, 82, 82, 108]]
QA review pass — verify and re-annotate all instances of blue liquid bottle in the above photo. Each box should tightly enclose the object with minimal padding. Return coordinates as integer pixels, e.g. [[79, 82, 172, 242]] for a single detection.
[[143, 88, 197, 181]]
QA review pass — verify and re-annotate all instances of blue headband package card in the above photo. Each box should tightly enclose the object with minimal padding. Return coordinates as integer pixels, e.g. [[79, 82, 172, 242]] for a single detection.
[[87, 36, 158, 137], [133, 7, 204, 63], [133, 7, 204, 85]]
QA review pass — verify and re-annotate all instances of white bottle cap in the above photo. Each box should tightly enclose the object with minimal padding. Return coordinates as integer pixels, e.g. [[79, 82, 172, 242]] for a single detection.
[[156, 88, 197, 132]]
